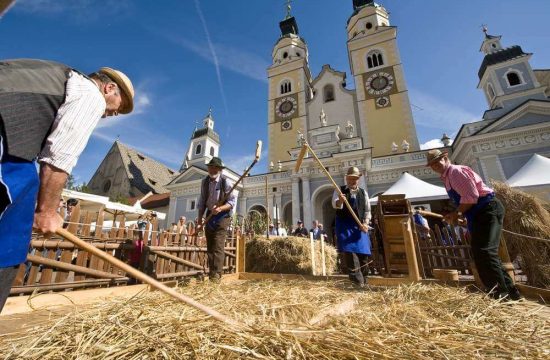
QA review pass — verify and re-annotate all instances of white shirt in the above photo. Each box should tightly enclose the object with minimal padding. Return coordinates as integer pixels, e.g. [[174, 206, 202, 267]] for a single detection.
[[38, 71, 106, 173], [332, 187, 371, 223]]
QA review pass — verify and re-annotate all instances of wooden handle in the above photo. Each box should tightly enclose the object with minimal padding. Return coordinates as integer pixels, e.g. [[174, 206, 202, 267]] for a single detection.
[[417, 210, 444, 219], [294, 144, 308, 172], [55, 228, 238, 326], [302, 143, 364, 230], [255, 140, 262, 160]]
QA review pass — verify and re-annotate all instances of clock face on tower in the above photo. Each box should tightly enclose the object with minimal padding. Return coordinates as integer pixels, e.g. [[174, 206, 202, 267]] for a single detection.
[[275, 96, 298, 119], [365, 71, 394, 96]]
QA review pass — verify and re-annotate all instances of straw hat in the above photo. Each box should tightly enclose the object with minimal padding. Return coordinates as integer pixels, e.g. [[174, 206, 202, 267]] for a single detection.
[[346, 166, 362, 178], [206, 157, 225, 168], [426, 149, 448, 166], [98, 67, 134, 114]]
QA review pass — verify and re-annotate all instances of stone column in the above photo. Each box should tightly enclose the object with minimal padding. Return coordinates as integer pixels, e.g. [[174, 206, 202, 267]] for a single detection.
[[291, 176, 301, 225], [239, 196, 247, 218], [302, 175, 312, 227]]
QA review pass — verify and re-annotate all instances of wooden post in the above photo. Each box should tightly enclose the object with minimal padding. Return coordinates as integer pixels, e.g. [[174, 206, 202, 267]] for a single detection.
[[310, 232, 316, 276], [236, 230, 246, 273], [320, 234, 327, 276], [402, 218, 421, 281]]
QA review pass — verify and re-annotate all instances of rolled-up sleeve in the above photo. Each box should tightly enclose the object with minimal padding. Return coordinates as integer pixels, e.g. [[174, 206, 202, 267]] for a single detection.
[[332, 189, 342, 209], [363, 189, 371, 223], [38, 71, 106, 174], [224, 179, 236, 209]]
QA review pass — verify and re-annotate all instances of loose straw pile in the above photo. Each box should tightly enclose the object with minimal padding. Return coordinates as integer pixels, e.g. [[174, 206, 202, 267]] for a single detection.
[[492, 181, 550, 288], [1, 280, 548, 359]]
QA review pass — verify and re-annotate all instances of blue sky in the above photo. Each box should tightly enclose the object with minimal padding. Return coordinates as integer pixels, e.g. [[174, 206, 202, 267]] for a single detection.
[[2, 0, 549, 184]]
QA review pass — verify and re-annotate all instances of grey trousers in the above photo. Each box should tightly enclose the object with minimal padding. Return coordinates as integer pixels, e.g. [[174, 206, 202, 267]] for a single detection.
[[0, 266, 19, 313]]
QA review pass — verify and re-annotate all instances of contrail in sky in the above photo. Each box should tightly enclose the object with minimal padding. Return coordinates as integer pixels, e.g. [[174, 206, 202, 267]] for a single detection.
[[194, 0, 229, 115]]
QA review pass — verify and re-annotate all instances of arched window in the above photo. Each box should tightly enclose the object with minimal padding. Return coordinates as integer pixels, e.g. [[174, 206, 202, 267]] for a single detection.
[[323, 84, 335, 103], [280, 80, 292, 95], [486, 83, 496, 101], [195, 144, 202, 155], [506, 71, 521, 86], [209, 146, 215, 156], [367, 50, 384, 69]]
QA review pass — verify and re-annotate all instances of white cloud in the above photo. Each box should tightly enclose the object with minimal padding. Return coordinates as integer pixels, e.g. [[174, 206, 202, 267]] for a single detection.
[[420, 138, 454, 150], [410, 88, 479, 134], [223, 150, 268, 172], [194, 0, 228, 114], [170, 36, 269, 83]]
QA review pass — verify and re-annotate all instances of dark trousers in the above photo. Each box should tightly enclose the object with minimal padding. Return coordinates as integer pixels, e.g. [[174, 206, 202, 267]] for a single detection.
[[470, 198, 514, 294], [344, 252, 369, 285], [0, 266, 19, 313], [205, 216, 231, 278]]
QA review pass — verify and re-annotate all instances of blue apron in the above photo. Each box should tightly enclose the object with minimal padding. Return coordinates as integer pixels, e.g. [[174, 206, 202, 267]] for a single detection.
[[446, 188, 494, 233], [335, 196, 371, 255], [0, 137, 40, 268]]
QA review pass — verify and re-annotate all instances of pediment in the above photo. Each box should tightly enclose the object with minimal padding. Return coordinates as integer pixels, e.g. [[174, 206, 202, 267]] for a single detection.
[[169, 166, 207, 185], [477, 100, 550, 135]]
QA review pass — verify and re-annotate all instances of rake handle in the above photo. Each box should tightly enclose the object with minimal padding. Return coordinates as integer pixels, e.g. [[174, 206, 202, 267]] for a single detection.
[[55, 228, 238, 326]]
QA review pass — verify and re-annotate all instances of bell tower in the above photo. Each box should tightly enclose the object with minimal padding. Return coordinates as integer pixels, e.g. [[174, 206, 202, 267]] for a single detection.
[[346, 0, 419, 156], [267, 1, 313, 165]]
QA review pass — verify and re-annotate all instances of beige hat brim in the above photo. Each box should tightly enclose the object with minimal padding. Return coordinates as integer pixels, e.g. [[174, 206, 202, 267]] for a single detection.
[[426, 152, 448, 166], [99, 67, 134, 114]]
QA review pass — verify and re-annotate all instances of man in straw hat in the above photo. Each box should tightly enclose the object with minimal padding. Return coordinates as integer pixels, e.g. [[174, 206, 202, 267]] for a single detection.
[[332, 166, 372, 287], [426, 149, 520, 300], [0, 59, 134, 312], [197, 156, 236, 282]]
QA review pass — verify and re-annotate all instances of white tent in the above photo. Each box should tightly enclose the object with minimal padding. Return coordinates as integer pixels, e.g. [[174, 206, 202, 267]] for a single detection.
[[506, 154, 550, 202], [61, 189, 166, 220], [370, 172, 448, 204]]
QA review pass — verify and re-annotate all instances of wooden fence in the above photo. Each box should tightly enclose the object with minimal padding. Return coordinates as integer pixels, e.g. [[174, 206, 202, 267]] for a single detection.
[[10, 203, 238, 296]]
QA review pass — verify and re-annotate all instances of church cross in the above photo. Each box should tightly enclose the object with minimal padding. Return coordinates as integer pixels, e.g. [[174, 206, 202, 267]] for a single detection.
[[285, 0, 292, 19]]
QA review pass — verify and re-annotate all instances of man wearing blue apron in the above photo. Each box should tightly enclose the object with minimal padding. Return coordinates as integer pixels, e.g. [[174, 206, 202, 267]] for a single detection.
[[426, 149, 520, 300], [332, 166, 371, 286], [0, 59, 134, 312]]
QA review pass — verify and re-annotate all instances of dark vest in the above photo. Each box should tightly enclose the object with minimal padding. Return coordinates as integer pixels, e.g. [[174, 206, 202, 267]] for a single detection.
[[336, 185, 366, 222], [200, 175, 228, 211], [0, 59, 72, 161]]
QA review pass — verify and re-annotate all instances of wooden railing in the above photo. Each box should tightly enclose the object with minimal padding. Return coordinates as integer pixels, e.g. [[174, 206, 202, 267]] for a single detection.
[[10, 203, 239, 296]]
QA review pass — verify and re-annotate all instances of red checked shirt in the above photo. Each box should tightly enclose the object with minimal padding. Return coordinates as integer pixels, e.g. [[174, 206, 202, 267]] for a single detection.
[[440, 164, 493, 204]]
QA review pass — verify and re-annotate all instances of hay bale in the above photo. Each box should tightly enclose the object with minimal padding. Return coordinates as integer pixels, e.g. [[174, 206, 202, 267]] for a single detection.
[[492, 181, 550, 288], [245, 236, 337, 275]]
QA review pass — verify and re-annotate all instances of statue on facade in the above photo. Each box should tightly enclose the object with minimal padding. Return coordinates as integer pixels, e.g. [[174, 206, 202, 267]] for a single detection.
[[345, 120, 354, 138], [297, 131, 306, 147], [320, 108, 327, 127], [391, 142, 398, 153], [402, 139, 410, 152]]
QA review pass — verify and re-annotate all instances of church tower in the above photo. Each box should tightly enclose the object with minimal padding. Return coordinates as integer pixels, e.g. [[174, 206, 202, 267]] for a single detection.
[[181, 109, 220, 171], [267, 3, 313, 165], [478, 27, 545, 113], [346, 0, 419, 156]]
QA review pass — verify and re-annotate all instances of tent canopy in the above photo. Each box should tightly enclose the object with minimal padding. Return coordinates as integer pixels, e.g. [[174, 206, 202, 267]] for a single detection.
[[506, 154, 550, 188], [370, 172, 448, 204], [61, 189, 166, 220]]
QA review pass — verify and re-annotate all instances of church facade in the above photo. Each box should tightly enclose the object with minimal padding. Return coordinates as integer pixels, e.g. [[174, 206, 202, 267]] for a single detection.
[[159, 0, 549, 238]]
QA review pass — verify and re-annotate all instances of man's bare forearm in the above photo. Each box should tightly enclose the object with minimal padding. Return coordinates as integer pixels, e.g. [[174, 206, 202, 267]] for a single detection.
[[36, 163, 68, 214]]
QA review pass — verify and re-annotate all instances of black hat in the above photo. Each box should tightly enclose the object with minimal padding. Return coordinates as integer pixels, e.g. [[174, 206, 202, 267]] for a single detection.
[[414, 205, 426, 211], [206, 157, 225, 168], [297, 219, 303, 224]]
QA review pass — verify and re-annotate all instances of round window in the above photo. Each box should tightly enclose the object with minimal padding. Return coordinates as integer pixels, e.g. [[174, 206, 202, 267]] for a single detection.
[[283, 52, 288, 59], [366, 22, 373, 29]]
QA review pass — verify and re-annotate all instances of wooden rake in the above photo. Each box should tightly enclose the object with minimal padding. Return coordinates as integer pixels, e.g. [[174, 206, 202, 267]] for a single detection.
[[294, 138, 365, 230], [56, 228, 241, 327]]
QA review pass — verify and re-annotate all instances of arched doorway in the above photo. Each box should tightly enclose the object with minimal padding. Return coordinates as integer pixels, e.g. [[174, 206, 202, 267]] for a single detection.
[[281, 201, 292, 230], [312, 185, 336, 245], [246, 204, 268, 235]]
